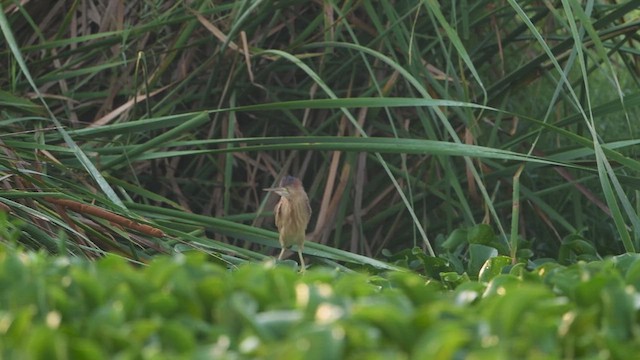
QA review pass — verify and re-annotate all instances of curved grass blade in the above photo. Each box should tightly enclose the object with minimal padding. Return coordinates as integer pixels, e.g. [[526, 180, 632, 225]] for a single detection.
[[0, 6, 125, 209]]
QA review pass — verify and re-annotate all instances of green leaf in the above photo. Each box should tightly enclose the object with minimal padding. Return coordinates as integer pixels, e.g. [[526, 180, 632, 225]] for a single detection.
[[440, 228, 468, 251], [478, 256, 513, 283], [420, 255, 454, 280], [467, 224, 496, 245], [468, 244, 498, 278]]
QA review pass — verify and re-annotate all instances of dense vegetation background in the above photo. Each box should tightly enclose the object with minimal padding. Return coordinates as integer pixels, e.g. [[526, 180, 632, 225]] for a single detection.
[[2, 0, 640, 358], [2, 0, 639, 268], [2, 0, 639, 267]]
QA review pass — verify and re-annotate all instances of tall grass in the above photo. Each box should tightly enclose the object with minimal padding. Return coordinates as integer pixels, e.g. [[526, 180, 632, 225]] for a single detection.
[[1, 1, 639, 267]]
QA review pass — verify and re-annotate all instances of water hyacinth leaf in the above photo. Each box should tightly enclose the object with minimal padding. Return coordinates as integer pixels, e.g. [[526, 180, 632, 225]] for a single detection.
[[611, 253, 640, 274], [387, 271, 443, 305], [351, 296, 415, 349], [478, 256, 513, 283], [339, 321, 382, 352], [516, 248, 534, 262], [440, 272, 471, 289], [26, 327, 67, 360], [216, 292, 259, 338], [145, 292, 179, 316], [482, 282, 554, 337], [469, 244, 498, 278], [482, 274, 522, 298], [254, 310, 304, 339], [509, 262, 539, 282], [333, 273, 378, 299], [412, 322, 471, 360], [440, 228, 468, 251], [622, 258, 640, 290], [159, 321, 196, 352], [467, 224, 496, 245], [69, 340, 106, 360], [293, 324, 346, 360], [452, 281, 485, 306], [420, 255, 454, 280], [573, 272, 620, 308], [600, 280, 634, 342], [558, 235, 600, 265]]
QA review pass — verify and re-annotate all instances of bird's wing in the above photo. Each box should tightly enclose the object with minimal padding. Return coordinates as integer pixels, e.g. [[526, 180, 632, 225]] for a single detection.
[[274, 200, 283, 230]]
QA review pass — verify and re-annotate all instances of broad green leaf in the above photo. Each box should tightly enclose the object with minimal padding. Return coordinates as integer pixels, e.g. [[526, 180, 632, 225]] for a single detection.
[[478, 256, 512, 283], [469, 244, 498, 278]]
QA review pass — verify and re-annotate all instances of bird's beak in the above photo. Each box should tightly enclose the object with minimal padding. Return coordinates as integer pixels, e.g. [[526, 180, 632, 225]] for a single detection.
[[263, 187, 288, 197]]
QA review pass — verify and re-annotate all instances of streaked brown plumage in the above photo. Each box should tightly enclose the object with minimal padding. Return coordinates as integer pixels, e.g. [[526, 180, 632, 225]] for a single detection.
[[263, 176, 311, 270]]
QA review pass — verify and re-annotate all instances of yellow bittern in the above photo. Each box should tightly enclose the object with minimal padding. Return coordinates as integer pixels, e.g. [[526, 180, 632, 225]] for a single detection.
[[263, 176, 311, 270]]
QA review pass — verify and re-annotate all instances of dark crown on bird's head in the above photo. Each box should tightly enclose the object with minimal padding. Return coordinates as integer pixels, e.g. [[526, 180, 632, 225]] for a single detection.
[[280, 175, 301, 188]]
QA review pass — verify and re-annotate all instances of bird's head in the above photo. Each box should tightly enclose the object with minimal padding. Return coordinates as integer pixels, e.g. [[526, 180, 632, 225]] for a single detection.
[[263, 176, 303, 199]]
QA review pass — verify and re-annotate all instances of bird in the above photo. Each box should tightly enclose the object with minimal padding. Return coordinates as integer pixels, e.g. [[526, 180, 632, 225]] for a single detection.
[[263, 176, 311, 270]]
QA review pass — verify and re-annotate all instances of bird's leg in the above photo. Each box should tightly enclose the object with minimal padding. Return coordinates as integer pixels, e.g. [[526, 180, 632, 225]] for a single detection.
[[297, 247, 305, 271], [277, 247, 286, 260]]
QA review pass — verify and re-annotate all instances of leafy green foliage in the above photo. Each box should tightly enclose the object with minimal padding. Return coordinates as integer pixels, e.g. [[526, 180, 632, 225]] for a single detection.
[[1, 2, 639, 357], [1, 0, 639, 266], [2, 244, 640, 358]]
